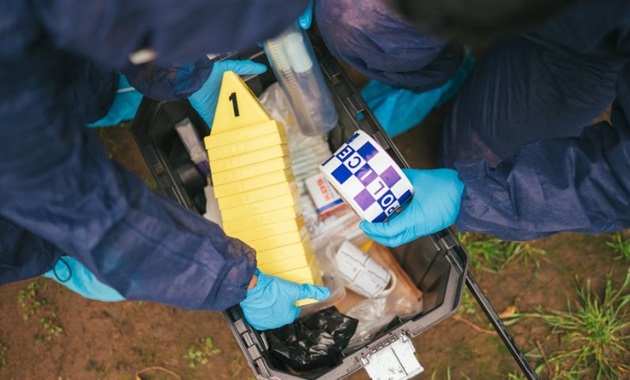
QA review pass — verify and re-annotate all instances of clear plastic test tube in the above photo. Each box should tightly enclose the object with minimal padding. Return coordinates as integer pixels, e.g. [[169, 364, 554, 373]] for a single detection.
[[263, 22, 339, 136]]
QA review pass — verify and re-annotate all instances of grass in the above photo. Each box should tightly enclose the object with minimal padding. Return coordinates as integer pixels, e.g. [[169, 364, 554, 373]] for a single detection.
[[507, 373, 527, 380], [456, 289, 478, 317], [607, 232, 630, 261], [184, 337, 221, 369], [430, 366, 452, 380], [458, 232, 547, 273], [430, 367, 474, 380], [528, 269, 630, 379]]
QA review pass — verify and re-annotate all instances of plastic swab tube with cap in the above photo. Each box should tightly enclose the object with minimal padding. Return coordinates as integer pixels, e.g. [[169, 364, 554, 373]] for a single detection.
[[263, 22, 339, 136]]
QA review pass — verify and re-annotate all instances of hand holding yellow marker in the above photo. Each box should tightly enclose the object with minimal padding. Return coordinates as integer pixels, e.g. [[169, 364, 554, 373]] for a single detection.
[[204, 71, 327, 316]]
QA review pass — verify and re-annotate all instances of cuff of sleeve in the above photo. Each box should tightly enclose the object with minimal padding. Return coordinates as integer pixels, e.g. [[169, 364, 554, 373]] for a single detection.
[[122, 58, 214, 101]]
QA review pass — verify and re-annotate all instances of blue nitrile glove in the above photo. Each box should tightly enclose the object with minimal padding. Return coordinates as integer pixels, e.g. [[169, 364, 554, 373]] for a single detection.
[[43, 256, 125, 302], [362, 50, 475, 138], [189, 60, 267, 127], [298, 1, 313, 29], [240, 269, 331, 331], [87, 74, 143, 128], [360, 168, 465, 247]]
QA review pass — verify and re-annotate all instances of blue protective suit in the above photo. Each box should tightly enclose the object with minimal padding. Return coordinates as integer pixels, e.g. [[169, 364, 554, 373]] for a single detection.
[[0, 0, 308, 311], [317, 0, 630, 241]]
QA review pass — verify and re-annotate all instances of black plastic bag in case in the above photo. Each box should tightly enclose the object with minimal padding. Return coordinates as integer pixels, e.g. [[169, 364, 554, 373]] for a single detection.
[[267, 306, 359, 372]]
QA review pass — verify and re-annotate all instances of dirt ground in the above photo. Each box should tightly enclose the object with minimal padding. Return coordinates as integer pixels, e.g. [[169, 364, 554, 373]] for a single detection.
[[1, 98, 628, 379]]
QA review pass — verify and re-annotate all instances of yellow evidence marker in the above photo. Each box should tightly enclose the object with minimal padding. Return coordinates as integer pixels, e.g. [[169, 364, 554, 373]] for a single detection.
[[205, 119, 286, 150], [207, 132, 286, 161], [217, 180, 298, 211], [257, 240, 316, 274], [212, 168, 295, 198], [256, 238, 315, 266], [219, 187, 301, 222], [221, 206, 298, 234], [210, 144, 290, 173], [210, 71, 272, 131], [226, 217, 305, 244], [205, 71, 324, 299], [243, 225, 308, 253]]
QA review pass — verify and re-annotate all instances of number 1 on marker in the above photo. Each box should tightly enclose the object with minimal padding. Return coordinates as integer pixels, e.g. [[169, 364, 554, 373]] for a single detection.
[[229, 92, 240, 117]]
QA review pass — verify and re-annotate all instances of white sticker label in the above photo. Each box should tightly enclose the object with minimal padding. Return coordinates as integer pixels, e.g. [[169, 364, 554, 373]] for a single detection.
[[335, 241, 391, 298]]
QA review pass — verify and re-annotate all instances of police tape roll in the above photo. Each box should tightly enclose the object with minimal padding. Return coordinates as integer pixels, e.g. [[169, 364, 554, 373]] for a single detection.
[[319, 130, 414, 223]]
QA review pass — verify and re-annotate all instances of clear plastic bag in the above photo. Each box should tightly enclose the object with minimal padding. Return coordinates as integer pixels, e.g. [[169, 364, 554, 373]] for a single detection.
[[324, 238, 424, 348]]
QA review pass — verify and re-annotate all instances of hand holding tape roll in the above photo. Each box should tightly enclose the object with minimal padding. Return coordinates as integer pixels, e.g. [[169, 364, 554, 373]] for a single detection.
[[319, 130, 464, 247], [360, 168, 464, 246], [320, 130, 414, 223]]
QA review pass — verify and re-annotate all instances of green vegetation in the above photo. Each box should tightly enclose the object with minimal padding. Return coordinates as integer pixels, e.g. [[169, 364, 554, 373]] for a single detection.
[[86, 359, 109, 379], [430, 367, 452, 380], [17, 282, 45, 320], [507, 373, 527, 380], [607, 232, 630, 261], [456, 289, 478, 317], [38, 313, 64, 341], [529, 269, 630, 379], [185, 337, 221, 369], [430, 367, 473, 380], [458, 232, 547, 273], [17, 281, 64, 342]]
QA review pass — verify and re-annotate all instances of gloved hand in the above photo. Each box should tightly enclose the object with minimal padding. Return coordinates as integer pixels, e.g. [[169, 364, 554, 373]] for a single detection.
[[360, 168, 465, 247], [43, 256, 125, 302], [189, 60, 267, 127], [361, 47, 475, 138], [298, 1, 313, 29], [86, 74, 143, 128], [240, 269, 331, 331]]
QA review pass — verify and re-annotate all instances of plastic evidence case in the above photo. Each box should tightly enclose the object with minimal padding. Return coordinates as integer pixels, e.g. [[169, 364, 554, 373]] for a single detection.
[[130, 35, 469, 380]]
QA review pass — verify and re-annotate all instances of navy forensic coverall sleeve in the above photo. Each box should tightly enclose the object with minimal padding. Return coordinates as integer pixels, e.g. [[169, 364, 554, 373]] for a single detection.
[[455, 64, 630, 241], [0, 0, 308, 310]]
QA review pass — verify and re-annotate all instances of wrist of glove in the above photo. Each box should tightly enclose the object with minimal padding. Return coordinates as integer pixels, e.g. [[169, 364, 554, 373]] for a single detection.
[[240, 269, 331, 331], [189, 60, 267, 127], [360, 168, 465, 247], [43, 257, 125, 302]]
